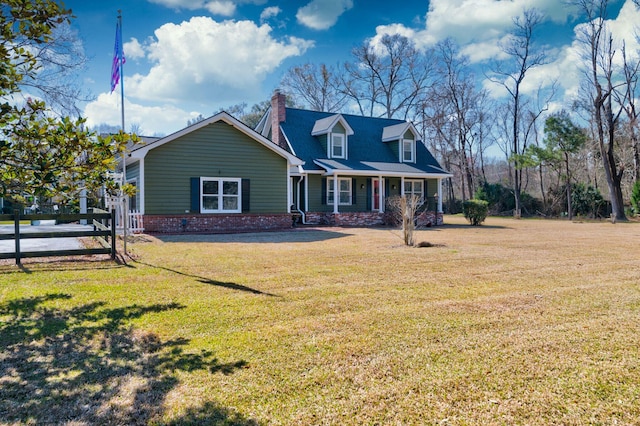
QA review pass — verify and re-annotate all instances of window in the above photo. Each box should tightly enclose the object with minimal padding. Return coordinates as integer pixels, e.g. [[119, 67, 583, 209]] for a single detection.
[[331, 133, 346, 159], [402, 138, 415, 162], [328, 178, 352, 205], [127, 179, 137, 211], [404, 179, 423, 200], [201, 177, 241, 213]]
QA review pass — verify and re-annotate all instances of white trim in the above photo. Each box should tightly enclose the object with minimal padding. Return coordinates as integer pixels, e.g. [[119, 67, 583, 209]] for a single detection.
[[333, 175, 339, 213], [402, 138, 415, 163], [404, 178, 424, 200], [437, 178, 443, 213], [126, 176, 138, 212], [130, 111, 303, 166], [381, 122, 419, 142], [139, 158, 145, 214], [287, 163, 292, 213], [311, 114, 354, 136], [330, 133, 346, 159], [200, 177, 242, 213], [328, 176, 352, 210]]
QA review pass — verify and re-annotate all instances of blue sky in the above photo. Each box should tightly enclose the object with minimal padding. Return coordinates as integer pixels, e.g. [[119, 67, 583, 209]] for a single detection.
[[59, 0, 637, 136]]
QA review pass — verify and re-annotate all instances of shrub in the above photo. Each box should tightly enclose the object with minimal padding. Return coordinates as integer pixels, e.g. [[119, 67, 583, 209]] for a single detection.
[[631, 181, 640, 216], [475, 182, 538, 216], [463, 199, 489, 226], [572, 183, 606, 218]]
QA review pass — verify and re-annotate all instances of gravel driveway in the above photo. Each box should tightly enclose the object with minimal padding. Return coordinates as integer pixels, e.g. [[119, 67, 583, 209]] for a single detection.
[[0, 223, 93, 253]]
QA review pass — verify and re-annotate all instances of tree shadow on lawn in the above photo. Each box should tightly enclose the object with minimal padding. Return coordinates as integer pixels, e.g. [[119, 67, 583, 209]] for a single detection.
[[430, 223, 513, 230], [0, 293, 259, 425], [133, 260, 280, 297], [154, 228, 351, 244]]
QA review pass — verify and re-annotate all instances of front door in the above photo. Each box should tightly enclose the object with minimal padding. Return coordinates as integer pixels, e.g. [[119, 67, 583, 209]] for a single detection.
[[372, 178, 382, 211]]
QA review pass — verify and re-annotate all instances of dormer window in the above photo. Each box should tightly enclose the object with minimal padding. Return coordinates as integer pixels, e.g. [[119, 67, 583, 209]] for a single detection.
[[382, 122, 420, 163], [312, 114, 354, 160], [402, 138, 415, 163], [331, 133, 346, 159]]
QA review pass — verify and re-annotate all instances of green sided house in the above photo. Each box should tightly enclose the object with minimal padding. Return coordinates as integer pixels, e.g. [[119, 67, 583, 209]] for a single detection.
[[124, 111, 303, 233], [255, 92, 452, 226]]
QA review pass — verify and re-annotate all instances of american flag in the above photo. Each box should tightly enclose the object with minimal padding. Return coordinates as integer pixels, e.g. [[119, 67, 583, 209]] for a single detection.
[[110, 21, 125, 93]]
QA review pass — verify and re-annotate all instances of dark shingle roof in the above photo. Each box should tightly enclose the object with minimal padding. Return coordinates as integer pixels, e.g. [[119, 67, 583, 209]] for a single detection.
[[280, 108, 449, 176]]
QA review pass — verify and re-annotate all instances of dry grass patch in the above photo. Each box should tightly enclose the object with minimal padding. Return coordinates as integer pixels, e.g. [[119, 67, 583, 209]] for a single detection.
[[1, 216, 639, 424]]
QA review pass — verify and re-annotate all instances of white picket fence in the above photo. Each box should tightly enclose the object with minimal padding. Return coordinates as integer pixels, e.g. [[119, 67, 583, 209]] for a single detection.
[[105, 196, 144, 234], [128, 210, 144, 233]]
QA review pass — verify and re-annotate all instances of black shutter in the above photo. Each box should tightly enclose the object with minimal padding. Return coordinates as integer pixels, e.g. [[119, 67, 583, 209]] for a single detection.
[[321, 177, 327, 205], [385, 178, 390, 197], [190, 177, 200, 213], [366, 178, 372, 210], [241, 179, 250, 212], [352, 178, 357, 205]]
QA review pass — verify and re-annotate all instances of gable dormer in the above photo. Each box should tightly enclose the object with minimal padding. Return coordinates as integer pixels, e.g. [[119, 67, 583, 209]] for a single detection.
[[382, 122, 419, 163], [312, 114, 354, 160]]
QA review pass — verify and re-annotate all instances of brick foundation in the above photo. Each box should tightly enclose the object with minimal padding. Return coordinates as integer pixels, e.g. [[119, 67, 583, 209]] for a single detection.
[[144, 213, 294, 233], [304, 211, 385, 226]]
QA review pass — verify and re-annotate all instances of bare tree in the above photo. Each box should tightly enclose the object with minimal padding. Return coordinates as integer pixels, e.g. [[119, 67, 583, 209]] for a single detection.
[[281, 63, 347, 112], [343, 34, 432, 119], [16, 22, 91, 117], [430, 39, 491, 200], [386, 195, 424, 246], [573, 0, 627, 220], [614, 43, 640, 183], [488, 8, 547, 217]]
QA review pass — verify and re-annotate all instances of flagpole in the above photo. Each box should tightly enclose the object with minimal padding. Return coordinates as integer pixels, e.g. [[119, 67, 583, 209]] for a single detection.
[[117, 9, 128, 256]]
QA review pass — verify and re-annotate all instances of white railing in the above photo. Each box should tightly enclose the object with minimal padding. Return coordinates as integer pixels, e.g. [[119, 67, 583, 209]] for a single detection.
[[104, 196, 144, 234], [128, 210, 144, 234]]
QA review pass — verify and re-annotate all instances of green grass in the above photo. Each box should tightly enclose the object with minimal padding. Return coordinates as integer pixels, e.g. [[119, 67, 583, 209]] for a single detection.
[[1, 216, 639, 425]]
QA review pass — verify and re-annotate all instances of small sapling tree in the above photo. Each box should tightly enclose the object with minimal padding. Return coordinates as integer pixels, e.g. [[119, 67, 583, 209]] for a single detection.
[[387, 195, 425, 246]]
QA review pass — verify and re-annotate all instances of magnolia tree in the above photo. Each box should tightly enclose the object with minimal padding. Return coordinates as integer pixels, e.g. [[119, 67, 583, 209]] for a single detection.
[[0, 0, 137, 210]]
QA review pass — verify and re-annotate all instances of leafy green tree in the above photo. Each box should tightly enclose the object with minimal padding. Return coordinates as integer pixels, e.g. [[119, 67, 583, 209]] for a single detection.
[[524, 111, 586, 219], [631, 180, 640, 216], [541, 111, 586, 219], [0, 1, 136, 208]]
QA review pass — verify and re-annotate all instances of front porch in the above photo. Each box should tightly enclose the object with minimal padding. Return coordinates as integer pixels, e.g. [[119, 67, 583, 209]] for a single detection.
[[291, 174, 445, 227]]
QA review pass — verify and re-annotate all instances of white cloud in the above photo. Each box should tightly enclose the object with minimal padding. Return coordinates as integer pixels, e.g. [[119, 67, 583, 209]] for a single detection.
[[84, 92, 201, 136], [147, 0, 266, 15], [126, 17, 313, 105], [260, 6, 282, 23], [370, 0, 581, 62], [296, 0, 353, 30], [124, 38, 145, 60], [424, 0, 574, 44], [204, 1, 236, 16], [483, 0, 640, 102]]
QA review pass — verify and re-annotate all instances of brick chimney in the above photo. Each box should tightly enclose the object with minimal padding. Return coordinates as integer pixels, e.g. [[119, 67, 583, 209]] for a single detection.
[[270, 90, 287, 150]]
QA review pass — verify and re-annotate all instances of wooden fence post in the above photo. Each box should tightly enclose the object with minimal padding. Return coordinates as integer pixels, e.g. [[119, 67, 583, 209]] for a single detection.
[[13, 209, 21, 265], [110, 209, 116, 260]]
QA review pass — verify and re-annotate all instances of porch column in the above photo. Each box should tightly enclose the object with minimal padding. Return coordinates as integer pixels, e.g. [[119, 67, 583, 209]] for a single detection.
[[437, 178, 443, 213], [400, 177, 405, 196], [139, 158, 145, 214], [378, 176, 384, 213], [333, 174, 339, 214], [286, 164, 292, 213]]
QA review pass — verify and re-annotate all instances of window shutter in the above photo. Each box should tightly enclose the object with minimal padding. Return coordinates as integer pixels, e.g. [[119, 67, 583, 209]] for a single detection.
[[190, 177, 200, 213], [385, 179, 390, 197], [242, 179, 250, 212], [352, 178, 356, 205], [366, 178, 372, 210], [321, 177, 327, 205]]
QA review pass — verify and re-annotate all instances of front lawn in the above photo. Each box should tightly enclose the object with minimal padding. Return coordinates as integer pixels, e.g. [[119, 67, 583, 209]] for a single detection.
[[1, 216, 639, 424]]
